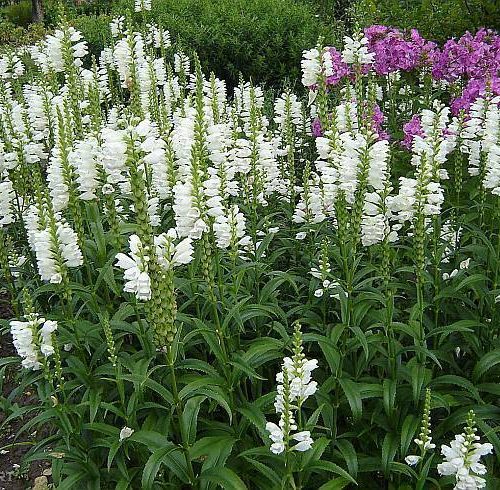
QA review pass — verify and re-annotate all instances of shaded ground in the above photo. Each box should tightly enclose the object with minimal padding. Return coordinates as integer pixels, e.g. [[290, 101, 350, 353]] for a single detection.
[[0, 297, 51, 490]]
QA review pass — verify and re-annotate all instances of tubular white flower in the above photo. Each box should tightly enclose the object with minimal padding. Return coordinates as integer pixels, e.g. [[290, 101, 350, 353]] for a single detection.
[[69, 137, 101, 201], [301, 48, 321, 87], [10, 316, 42, 370], [34, 229, 60, 283], [110, 16, 125, 38], [265, 422, 286, 455], [57, 219, 84, 268], [47, 151, 69, 212], [0, 178, 15, 226], [405, 455, 421, 466], [101, 127, 129, 190], [39, 319, 57, 356], [115, 234, 152, 301], [291, 431, 314, 452], [119, 426, 135, 441], [342, 34, 374, 65], [483, 99, 500, 195], [437, 412, 493, 490], [173, 180, 208, 239], [135, 0, 152, 12], [266, 324, 317, 455], [155, 229, 194, 270], [213, 205, 250, 252], [10, 315, 58, 370], [275, 356, 318, 410], [274, 92, 302, 127], [173, 52, 190, 77]]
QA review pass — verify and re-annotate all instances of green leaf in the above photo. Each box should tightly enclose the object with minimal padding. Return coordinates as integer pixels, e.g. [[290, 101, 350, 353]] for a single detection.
[[199, 466, 248, 490], [57, 470, 88, 490], [473, 349, 500, 382], [431, 375, 482, 402], [400, 415, 419, 456], [383, 379, 397, 417], [141, 445, 179, 490], [382, 432, 398, 476], [338, 378, 362, 421], [182, 396, 206, 445], [318, 478, 352, 490], [305, 460, 357, 485], [335, 439, 358, 478], [240, 456, 281, 487], [183, 386, 232, 423]]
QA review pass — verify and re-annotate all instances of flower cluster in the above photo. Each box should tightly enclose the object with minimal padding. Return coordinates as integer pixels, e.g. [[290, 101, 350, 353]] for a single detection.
[[10, 314, 58, 370], [405, 388, 436, 467], [302, 26, 500, 119], [265, 323, 317, 455], [364, 25, 437, 75], [437, 411, 493, 490]]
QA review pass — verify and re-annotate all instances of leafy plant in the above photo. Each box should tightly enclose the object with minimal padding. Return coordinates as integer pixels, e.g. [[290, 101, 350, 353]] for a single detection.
[[0, 6, 499, 490]]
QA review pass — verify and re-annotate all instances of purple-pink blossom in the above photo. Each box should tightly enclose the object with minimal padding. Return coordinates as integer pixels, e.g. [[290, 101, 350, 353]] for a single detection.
[[311, 117, 323, 137], [325, 47, 351, 87], [432, 29, 500, 82], [450, 76, 500, 115], [364, 25, 437, 75], [370, 104, 390, 140], [402, 115, 423, 149]]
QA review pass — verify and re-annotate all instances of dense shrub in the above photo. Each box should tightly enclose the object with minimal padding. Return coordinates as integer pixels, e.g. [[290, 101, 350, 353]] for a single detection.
[[104, 0, 339, 88], [70, 13, 112, 58], [356, 0, 500, 42], [0, 18, 47, 49], [1, 0, 31, 26]]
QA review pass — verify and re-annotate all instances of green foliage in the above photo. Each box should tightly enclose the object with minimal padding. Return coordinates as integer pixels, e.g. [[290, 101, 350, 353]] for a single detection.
[[1, 5, 500, 490], [0, 17, 47, 49], [355, 0, 500, 41], [105, 0, 341, 88], [70, 13, 112, 58], [1, 0, 31, 26]]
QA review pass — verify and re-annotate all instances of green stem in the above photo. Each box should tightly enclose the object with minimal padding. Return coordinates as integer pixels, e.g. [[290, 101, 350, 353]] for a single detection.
[[167, 346, 196, 485]]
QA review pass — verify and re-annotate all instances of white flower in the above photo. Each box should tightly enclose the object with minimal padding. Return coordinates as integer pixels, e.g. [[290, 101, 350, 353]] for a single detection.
[[265, 422, 285, 455], [173, 180, 208, 240], [443, 269, 458, 281], [295, 232, 307, 240], [119, 427, 135, 441], [275, 355, 318, 411], [110, 16, 125, 37], [10, 315, 58, 370], [274, 92, 302, 127], [9, 254, 26, 277], [155, 229, 194, 270], [0, 179, 15, 226], [115, 235, 152, 300], [213, 205, 249, 253], [460, 258, 471, 270], [342, 34, 374, 65], [301, 48, 321, 87], [292, 431, 313, 452], [57, 220, 84, 268], [266, 324, 317, 456], [437, 428, 493, 490], [69, 137, 101, 201], [135, 0, 151, 11], [10, 317, 41, 370], [405, 455, 421, 466], [39, 320, 57, 356]]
